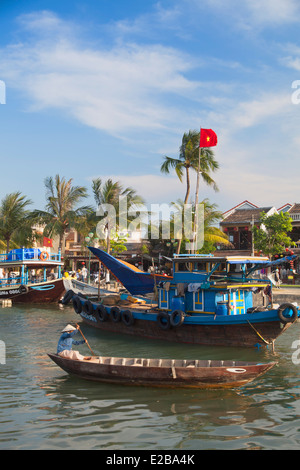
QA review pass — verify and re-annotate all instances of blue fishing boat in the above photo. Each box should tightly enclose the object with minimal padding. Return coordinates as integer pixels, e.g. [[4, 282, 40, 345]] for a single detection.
[[0, 248, 65, 303], [69, 248, 300, 349]]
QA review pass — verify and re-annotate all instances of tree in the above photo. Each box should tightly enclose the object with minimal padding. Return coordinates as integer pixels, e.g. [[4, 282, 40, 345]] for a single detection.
[[147, 198, 230, 257], [31, 175, 91, 251], [160, 129, 219, 253], [172, 198, 230, 254], [0, 192, 32, 251], [252, 211, 294, 258], [92, 178, 145, 254]]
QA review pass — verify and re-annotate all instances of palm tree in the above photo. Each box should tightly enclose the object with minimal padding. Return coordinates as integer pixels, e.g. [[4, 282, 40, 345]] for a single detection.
[[92, 178, 145, 254], [200, 199, 231, 251], [170, 198, 230, 253], [0, 192, 32, 251], [31, 175, 91, 251], [161, 130, 219, 252]]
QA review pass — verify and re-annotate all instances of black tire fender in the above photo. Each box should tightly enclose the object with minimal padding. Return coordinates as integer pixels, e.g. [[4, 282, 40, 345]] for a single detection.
[[72, 295, 82, 314], [157, 312, 171, 330], [61, 289, 74, 305], [170, 309, 185, 327], [110, 306, 121, 322], [277, 303, 298, 324], [122, 309, 135, 326], [95, 304, 108, 322], [83, 300, 94, 315]]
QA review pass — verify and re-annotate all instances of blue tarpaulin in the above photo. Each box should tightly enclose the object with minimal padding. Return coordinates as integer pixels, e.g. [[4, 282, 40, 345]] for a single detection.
[[7, 248, 41, 261], [88, 247, 171, 295]]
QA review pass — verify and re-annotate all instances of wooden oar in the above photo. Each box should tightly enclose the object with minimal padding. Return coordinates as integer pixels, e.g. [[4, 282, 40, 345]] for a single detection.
[[76, 323, 96, 356]]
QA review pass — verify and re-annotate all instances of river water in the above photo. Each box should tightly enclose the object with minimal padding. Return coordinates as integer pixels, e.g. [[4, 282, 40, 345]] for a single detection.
[[0, 303, 300, 450]]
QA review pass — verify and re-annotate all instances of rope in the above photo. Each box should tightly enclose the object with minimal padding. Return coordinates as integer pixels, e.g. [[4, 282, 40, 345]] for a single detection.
[[246, 319, 273, 346]]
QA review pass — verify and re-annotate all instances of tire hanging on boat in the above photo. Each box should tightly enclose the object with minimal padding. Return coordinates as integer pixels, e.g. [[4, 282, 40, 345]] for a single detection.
[[72, 295, 82, 314], [110, 306, 121, 322], [277, 303, 298, 324], [61, 289, 74, 305], [122, 310, 135, 326], [95, 304, 108, 322], [83, 300, 94, 315], [157, 312, 171, 330], [170, 309, 185, 327]]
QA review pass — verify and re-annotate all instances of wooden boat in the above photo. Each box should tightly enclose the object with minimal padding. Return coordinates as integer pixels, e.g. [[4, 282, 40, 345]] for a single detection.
[[0, 248, 65, 303], [48, 353, 276, 389], [70, 250, 300, 349]]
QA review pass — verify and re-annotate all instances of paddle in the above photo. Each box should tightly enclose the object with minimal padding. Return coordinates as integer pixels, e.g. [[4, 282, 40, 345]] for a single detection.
[[76, 323, 96, 356]]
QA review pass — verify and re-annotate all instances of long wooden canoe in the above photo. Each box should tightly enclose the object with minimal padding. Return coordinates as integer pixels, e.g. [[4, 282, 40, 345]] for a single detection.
[[48, 353, 276, 389]]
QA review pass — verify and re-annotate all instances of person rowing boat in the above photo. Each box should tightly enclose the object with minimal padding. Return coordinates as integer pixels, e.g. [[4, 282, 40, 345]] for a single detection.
[[57, 324, 87, 361]]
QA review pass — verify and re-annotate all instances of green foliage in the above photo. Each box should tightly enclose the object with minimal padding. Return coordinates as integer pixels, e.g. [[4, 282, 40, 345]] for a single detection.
[[110, 232, 128, 254], [252, 211, 294, 257], [30, 174, 91, 249], [0, 191, 32, 251]]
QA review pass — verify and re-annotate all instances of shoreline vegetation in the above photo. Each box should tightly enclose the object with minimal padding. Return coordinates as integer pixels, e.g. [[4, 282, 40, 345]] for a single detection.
[[0, 129, 294, 264]]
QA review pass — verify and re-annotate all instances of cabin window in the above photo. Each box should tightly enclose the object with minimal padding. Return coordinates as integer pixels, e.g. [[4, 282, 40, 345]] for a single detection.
[[208, 262, 225, 272], [228, 263, 243, 273], [175, 262, 192, 272], [215, 263, 226, 272], [193, 262, 207, 271]]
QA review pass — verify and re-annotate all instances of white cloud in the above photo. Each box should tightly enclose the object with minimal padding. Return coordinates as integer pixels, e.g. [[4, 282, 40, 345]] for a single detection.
[[2, 8, 300, 213], [1, 11, 200, 137], [191, 0, 300, 31], [244, 0, 300, 26]]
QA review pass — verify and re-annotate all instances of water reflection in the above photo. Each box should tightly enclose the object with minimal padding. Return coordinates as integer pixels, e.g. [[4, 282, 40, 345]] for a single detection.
[[1, 305, 300, 449]]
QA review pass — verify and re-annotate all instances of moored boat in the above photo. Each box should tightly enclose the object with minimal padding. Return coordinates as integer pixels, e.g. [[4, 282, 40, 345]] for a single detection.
[[48, 353, 276, 389], [0, 247, 65, 303], [70, 250, 300, 349]]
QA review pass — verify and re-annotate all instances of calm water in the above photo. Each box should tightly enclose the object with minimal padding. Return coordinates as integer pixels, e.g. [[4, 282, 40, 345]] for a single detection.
[[0, 303, 300, 450]]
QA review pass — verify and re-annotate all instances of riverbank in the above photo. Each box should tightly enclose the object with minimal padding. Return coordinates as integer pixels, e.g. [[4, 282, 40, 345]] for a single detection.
[[272, 285, 300, 304]]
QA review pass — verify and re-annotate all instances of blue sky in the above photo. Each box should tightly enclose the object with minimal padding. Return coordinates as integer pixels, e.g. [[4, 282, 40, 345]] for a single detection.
[[1, 0, 300, 212]]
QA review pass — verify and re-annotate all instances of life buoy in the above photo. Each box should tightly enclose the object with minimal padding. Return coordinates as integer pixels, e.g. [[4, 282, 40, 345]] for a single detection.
[[170, 310, 185, 327], [95, 304, 108, 322], [72, 295, 82, 314], [157, 312, 171, 330], [40, 251, 49, 261], [122, 310, 135, 326], [83, 300, 94, 315], [277, 303, 298, 324], [61, 289, 74, 305], [110, 306, 121, 322]]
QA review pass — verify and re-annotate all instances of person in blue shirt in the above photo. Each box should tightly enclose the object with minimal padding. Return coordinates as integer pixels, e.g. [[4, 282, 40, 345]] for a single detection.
[[57, 324, 86, 360]]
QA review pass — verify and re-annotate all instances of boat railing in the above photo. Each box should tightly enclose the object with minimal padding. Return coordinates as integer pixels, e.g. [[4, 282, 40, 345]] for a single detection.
[[173, 253, 214, 258], [0, 274, 59, 288], [0, 248, 61, 263]]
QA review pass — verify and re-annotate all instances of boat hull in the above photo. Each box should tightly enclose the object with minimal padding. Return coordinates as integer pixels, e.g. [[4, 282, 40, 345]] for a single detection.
[[0, 278, 65, 303], [48, 353, 276, 389], [73, 296, 296, 349]]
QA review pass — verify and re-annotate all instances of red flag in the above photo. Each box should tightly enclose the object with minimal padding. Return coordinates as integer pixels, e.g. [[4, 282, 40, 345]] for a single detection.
[[199, 128, 218, 147], [43, 236, 53, 247]]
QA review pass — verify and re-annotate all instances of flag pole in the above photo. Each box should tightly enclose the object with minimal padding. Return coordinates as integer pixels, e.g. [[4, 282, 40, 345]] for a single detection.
[[193, 130, 202, 254]]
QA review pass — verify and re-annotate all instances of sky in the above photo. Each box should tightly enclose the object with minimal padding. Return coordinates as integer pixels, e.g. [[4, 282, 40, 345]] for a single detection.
[[1, 0, 300, 214]]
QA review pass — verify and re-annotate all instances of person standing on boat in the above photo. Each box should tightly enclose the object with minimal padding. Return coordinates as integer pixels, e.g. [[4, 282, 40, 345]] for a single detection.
[[57, 324, 86, 360]]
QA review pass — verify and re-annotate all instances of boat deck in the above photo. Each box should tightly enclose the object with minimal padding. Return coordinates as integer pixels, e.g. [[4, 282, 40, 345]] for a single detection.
[[73, 355, 260, 368]]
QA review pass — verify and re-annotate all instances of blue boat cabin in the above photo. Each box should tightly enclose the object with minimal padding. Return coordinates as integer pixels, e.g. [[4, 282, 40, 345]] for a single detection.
[[157, 254, 271, 316]]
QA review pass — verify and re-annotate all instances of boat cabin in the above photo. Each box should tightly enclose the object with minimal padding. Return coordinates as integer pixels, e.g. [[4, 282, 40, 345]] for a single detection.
[[158, 254, 271, 316], [0, 248, 63, 288]]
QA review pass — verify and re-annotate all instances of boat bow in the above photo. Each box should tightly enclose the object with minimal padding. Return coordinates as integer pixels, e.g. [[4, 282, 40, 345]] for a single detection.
[[88, 247, 172, 295]]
